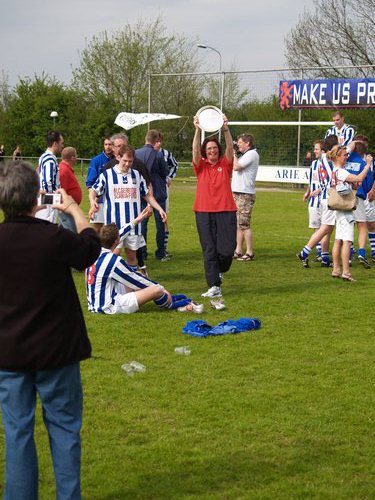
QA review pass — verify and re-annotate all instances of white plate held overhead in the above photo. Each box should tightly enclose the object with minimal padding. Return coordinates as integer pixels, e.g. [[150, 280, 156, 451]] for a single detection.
[[196, 105, 224, 133]]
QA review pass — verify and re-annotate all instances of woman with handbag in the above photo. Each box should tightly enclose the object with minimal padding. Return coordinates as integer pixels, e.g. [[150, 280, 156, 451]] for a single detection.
[[329, 145, 373, 281]]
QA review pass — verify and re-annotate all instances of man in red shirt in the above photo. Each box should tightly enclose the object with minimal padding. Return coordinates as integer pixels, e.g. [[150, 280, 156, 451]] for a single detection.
[[59, 147, 83, 233]]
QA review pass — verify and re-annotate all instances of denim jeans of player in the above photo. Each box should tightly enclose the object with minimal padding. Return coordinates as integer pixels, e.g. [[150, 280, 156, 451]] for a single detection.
[[59, 211, 77, 233], [0, 363, 83, 500]]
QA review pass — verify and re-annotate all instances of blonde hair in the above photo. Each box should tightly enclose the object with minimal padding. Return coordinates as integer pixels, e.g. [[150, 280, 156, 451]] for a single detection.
[[327, 145, 347, 162]]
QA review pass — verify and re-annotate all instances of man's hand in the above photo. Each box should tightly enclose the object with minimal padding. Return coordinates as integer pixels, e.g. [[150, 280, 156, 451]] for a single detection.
[[159, 208, 167, 223]]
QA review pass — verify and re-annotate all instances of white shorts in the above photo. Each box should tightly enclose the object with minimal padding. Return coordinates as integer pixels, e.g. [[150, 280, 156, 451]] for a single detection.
[[335, 211, 355, 241], [90, 203, 105, 224], [321, 198, 336, 226], [116, 234, 146, 251], [308, 205, 322, 229], [353, 197, 366, 223], [364, 199, 375, 222], [113, 291, 139, 314], [35, 205, 58, 223]]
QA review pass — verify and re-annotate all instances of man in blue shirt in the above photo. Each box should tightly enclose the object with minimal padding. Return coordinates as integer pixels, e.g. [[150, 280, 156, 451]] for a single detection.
[[86, 136, 113, 232], [135, 130, 169, 261]]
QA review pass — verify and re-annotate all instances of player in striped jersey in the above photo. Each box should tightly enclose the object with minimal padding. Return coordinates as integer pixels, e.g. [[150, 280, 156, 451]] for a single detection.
[[88, 144, 166, 270], [86, 223, 202, 314], [297, 136, 337, 268], [36, 130, 64, 223], [154, 135, 178, 258], [303, 140, 324, 260], [325, 111, 355, 146]]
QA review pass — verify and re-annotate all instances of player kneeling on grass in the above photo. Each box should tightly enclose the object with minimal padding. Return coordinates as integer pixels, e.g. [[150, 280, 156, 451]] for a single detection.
[[86, 222, 203, 314]]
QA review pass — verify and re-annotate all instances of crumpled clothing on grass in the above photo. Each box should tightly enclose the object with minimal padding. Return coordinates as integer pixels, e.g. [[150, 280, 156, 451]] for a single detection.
[[182, 318, 261, 337]]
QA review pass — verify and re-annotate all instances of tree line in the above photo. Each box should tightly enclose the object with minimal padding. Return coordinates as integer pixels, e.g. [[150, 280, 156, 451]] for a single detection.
[[0, 4, 374, 164]]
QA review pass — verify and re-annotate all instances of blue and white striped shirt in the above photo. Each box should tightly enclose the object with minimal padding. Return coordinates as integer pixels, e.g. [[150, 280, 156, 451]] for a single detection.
[[161, 148, 178, 180], [92, 166, 148, 232], [38, 149, 59, 192], [85, 249, 158, 314], [318, 153, 334, 201], [308, 160, 321, 208], [325, 123, 355, 146]]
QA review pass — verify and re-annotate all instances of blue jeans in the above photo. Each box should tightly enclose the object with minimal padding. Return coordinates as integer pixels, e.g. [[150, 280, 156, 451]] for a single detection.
[[0, 363, 83, 500], [59, 212, 77, 233]]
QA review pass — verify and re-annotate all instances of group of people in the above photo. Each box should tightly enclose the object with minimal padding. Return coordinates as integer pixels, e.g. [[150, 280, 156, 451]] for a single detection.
[[0, 143, 22, 162], [0, 108, 262, 494], [299, 111, 374, 281]]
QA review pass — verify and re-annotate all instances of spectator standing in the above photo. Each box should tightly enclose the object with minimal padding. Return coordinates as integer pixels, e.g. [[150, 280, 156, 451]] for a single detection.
[[12, 144, 22, 161], [325, 111, 355, 146], [59, 147, 83, 233], [135, 130, 169, 261], [0, 160, 101, 499], [329, 146, 372, 281], [86, 136, 113, 232], [231, 133, 259, 261], [0, 145, 5, 162], [36, 130, 64, 223], [192, 115, 237, 299], [154, 134, 178, 257]]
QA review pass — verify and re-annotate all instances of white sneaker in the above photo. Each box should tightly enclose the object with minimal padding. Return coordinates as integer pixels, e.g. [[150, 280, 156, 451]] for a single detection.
[[201, 286, 222, 298], [210, 298, 226, 310], [177, 301, 204, 314]]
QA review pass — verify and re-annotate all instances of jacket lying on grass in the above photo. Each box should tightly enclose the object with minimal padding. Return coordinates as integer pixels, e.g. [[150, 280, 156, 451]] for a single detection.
[[182, 318, 261, 337]]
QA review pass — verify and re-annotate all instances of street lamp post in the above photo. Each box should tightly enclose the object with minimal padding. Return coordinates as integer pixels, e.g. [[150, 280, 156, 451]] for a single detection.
[[197, 44, 224, 140], [50, 111, 58, 128]]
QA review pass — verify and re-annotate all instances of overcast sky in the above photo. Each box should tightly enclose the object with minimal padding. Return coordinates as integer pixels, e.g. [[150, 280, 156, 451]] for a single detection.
[[1, 0, 316, 88]]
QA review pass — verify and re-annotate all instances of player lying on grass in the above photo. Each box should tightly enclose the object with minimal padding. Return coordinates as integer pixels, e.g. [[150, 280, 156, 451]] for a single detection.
[[85, 220, 203, 314]]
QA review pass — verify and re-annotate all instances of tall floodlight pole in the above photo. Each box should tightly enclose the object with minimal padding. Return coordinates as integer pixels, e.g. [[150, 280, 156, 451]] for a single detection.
[[197, 44, 224, 140]]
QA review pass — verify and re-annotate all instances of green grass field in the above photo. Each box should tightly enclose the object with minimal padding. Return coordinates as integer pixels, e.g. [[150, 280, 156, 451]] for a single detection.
[[1, 179, 375, 499]]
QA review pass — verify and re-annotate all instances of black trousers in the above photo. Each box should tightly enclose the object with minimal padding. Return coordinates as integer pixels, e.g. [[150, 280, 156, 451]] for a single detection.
[[195, 211, 237, 287]]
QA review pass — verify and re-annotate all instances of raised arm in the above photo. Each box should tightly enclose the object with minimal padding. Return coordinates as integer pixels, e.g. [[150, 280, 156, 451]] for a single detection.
[[192, 116, 202, 165], [222, 115, 234, 163]]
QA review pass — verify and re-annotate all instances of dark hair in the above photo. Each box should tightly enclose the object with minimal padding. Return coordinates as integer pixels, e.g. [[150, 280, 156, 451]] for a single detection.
[[355, 134, 369, 144], [118, 144, 135, 158], [200, 137, 222, 159], [0, 161, 39, 219], [46, 130, 62, 147], [355, 141, 367, 156], [332, 111, 344, 118], [99, 223, 119, 249], [313, 139, 326, 151], [237, 133, 255, 149], [324, 135, 338, 151], [145, 129, 161, 145]]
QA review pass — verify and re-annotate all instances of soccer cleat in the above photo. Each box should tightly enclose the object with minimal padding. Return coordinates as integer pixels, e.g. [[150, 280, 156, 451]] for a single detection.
[[160, 254, 171, 262], [371, 254, 375, 263], [321, 261, 332, 268], [137, 265, 148, 277], [201, 286, 222, 298], [313, 255, 323, 262], [177, 301, 204, 314], [210, 298, 226, 311], [296, 253, 309, 268], [358, 255, 371, 269]]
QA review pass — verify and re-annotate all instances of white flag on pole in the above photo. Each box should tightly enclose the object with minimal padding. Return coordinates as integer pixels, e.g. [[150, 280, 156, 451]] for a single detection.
[[114, 112, 181, 130]]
